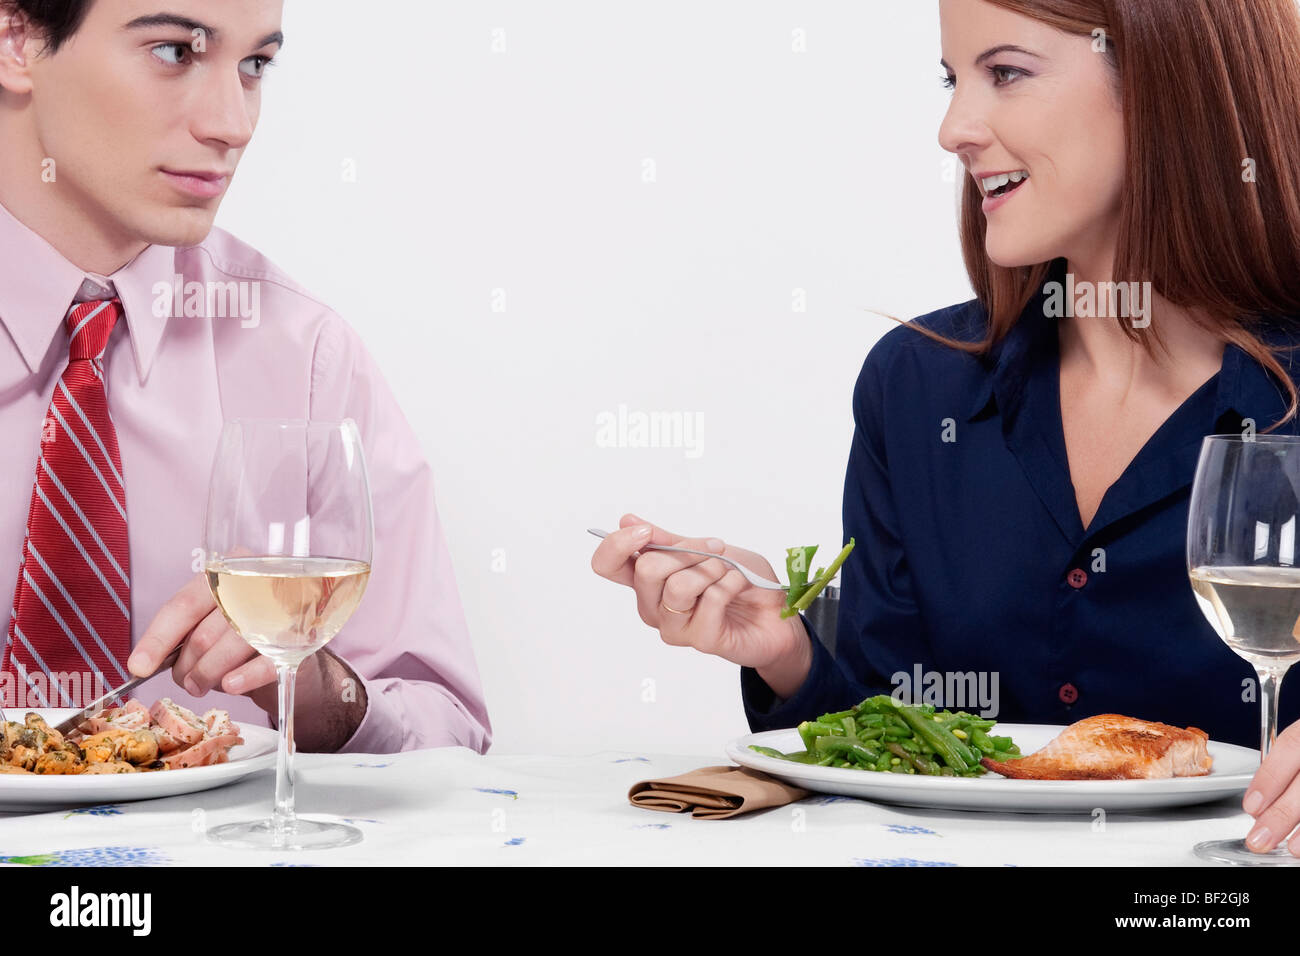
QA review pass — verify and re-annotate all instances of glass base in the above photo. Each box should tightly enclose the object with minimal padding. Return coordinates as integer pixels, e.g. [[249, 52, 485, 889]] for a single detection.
[[1194, 838, 1299, 865], [207, 818, 364, 851]]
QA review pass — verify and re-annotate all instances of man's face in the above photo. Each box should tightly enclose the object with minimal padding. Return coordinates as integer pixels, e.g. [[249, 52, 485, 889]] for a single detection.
[[18, 0, 283, 250]]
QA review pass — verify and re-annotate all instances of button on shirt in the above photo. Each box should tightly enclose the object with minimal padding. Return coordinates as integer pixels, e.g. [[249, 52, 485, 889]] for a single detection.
[[742, 257, 1300, 748], [0, 198, 491, 753]]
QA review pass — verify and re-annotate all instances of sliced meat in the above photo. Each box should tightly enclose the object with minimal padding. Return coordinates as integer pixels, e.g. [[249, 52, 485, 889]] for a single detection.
[[162, 734, 244, 769], [201, 709, 239, 739], [149, 698, 206, 747], [981, 714, 1213, 780], [106, 709, 152, 732], [70, 716, 114, 739], [150, 724, 186, 755]]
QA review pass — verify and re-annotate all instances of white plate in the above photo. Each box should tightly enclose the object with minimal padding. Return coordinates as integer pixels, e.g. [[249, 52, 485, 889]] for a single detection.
[[0, 709, 276, 811], [727, 723, 1260, 813]]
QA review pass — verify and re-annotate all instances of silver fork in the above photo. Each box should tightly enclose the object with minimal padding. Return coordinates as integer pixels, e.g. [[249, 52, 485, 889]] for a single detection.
[[587, 527, 789, 590]]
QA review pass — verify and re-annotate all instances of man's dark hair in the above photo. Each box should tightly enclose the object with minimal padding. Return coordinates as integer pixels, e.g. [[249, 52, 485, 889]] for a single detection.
[[0, 0, 92, 56]]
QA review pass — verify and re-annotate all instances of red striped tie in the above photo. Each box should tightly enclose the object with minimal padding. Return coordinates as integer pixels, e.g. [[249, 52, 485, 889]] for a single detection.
[[3, 298, 132, 709]]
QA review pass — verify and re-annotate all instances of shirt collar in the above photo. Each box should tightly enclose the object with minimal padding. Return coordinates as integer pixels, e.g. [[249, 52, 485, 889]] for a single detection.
[[1212, 317, 1300, 432], [965, 258, 1300, 431], [0, 197, 173, 384], [965, 258, 1065, 423]]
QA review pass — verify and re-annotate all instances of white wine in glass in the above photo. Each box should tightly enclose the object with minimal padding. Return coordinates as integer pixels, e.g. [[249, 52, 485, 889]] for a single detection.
[[206, 556, 371, 666], [202, 419, 374, 851], [1188, 434, 1300, 865]]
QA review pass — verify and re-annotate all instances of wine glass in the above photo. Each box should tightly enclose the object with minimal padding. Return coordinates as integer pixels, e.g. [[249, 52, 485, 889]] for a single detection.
[[1188, 433, 1300, 864], [202, 418, 373, 850]]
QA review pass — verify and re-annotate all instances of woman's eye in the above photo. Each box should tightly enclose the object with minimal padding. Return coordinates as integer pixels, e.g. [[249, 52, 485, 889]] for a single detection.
[[941, 65, 1026, 91], [151, 42, 191, 66], [239, 55, 276, 79]]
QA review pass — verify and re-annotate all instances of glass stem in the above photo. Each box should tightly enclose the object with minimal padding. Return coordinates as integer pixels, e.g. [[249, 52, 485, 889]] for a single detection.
[[1256, 666, 1283, 761], [273, 662, 298, 838]]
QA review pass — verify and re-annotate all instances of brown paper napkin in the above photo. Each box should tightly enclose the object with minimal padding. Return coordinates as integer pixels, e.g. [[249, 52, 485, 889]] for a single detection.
[[628, 764, 811, 819]]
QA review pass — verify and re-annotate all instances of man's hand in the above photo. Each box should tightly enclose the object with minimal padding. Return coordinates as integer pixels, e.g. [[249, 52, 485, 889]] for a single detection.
[[127, 572, 369, 751], [128, 573, 274, 697]]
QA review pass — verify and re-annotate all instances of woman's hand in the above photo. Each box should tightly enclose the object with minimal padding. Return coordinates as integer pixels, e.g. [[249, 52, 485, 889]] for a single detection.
[[1242, 720, 1300, 854], [590, 512, 813, 697]]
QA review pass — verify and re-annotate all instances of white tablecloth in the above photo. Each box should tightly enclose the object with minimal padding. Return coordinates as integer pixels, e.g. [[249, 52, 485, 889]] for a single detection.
[[0, 749, 1261, 865]]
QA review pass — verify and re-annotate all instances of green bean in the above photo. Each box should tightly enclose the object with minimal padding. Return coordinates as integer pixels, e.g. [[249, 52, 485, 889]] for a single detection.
[[814, 736, 881, 765], [779, 750, 821, 764], [897, 705, 977, 770], [818, 709, 855, 724], [797, 721, 819, 752], [886, 741, 939, 775], [854, 695, 898, 716], [757, 695, 1022, 777]]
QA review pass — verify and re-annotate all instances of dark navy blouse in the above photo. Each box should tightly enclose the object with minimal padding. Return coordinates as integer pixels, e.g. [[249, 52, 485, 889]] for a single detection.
[[742, 259, 1300, 748]]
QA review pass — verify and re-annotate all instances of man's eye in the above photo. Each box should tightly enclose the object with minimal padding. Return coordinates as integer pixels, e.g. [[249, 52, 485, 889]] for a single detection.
[[151, 42, 192, 66]]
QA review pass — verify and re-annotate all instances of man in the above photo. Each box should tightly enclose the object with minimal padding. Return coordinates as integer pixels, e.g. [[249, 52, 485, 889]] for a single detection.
[[0, 0, 491, 753]]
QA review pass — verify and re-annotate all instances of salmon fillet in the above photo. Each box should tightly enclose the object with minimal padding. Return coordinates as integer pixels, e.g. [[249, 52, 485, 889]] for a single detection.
[[980, 714, 1213, 780]]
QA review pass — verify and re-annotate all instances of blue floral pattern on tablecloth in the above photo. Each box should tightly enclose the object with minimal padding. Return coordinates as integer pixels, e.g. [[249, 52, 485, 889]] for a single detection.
[[852, 857, 957, 867], [1, 846, 168, 866], [883, 824, 937, 835]]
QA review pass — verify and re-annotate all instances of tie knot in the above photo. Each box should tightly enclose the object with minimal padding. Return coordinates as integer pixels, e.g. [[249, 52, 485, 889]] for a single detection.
[[65, 298, 122, 362]]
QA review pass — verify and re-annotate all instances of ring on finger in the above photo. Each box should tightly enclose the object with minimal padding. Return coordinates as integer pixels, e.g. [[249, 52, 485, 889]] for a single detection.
[[660, 599, 693, 615]]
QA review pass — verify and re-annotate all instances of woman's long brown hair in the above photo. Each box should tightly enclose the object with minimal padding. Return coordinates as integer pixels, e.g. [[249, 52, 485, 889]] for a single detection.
[[899, 0, 1300, 432]]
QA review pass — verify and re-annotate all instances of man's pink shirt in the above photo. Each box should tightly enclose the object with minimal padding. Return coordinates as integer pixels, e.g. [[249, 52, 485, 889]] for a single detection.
[[0, 198, 491, 753]]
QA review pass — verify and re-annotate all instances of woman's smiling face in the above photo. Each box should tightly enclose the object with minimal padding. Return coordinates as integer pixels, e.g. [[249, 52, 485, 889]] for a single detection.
[[937, 0, 1127, 275]]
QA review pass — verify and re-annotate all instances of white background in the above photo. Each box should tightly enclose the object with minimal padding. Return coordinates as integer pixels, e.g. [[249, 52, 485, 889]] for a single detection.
[[215, 0, 978, 754]]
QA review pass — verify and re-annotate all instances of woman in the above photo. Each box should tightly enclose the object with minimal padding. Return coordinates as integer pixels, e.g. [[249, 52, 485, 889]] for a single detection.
[[591, 0, 1300, 855]]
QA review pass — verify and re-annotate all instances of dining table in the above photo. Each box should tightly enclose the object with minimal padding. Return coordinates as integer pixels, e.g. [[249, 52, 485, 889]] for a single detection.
[[0, 746, 1268, 866]]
